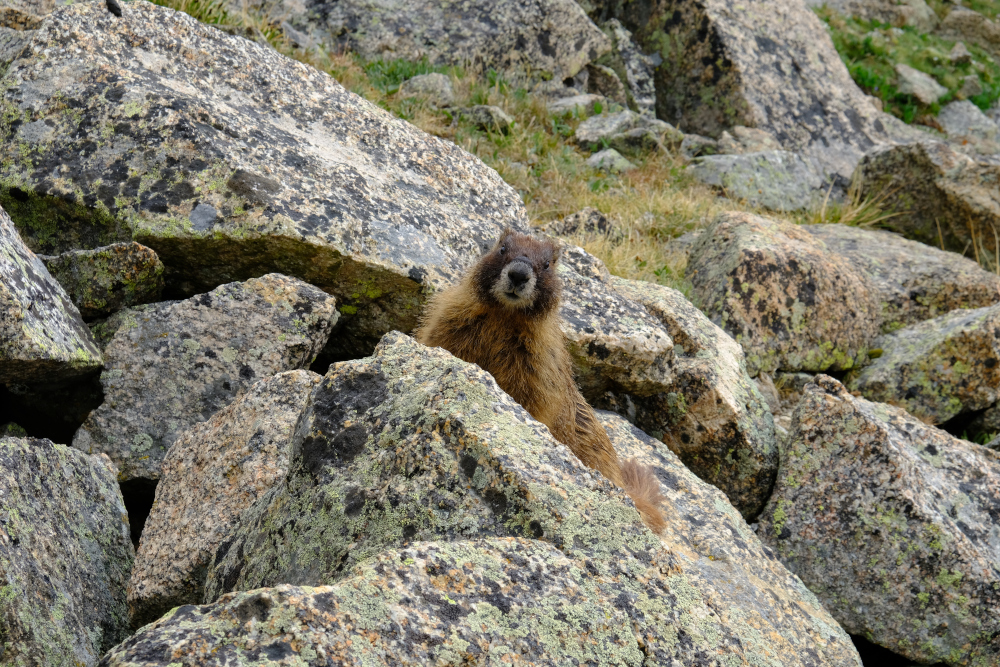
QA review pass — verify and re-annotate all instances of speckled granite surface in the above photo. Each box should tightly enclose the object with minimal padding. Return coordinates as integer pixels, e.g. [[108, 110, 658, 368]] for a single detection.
[[71, 273, 336, 480], [0, 436, 134, 667], [758, 375, 1000, 666], [1, 204, 103, 384]]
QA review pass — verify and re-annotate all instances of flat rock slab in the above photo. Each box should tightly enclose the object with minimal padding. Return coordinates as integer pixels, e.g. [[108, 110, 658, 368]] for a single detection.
[[40, 242, 164, 320], [687, 150, 833, 212], [128, 369, 320, 629], [193, 332, 860, 666], [628, 0, 894, 182], [605, 276, 777, 519], [0, 437, 134, 667], [804, 223, 1000, 332], [72, 273, 337, 481], [758, 376, 1000, 666], [1, 204, 102, 384], [856, 141, 1000, 259], [848, 304, 1000, 424], [687, 211, 882, 376], [0, 1, 526, 358], [238, 0, 609, 82]]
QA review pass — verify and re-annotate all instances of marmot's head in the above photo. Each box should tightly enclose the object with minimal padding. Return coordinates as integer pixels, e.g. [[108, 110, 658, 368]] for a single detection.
[[472, 230, 561, 316]]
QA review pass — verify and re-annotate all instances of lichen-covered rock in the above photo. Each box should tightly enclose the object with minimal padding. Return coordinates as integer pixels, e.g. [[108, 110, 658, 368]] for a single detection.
[[397, 72, 454, 107], [604, 276, 778, 519], [1, 204, 103, 384], [937, 7, 1000, 58], [128, 370, 320, 629], [557, 265, 674, 400], [803, 0, 938, 31], [72, 273, 337, 481], [848, 304, 1000, 424], [716, 126, 783, 154], [804, 223, 1000, 332], [456, 105, 514, 133], [895, 63, 948, 104], [585, 147, 635, 172], [191, 332, 859, 666], [237, 0, 609, 82], [938, 99, 1000, 155], [39, 242, 164, 320], [687, 212, 882, 376], [600, 19, 657, 116], [687, 150, 833, 212], [0, 436, 134, 667], [546, 93, 607, 116], [586, 63, 628, 107], [614, 0, 895, 182], [576, 109, 682, 155], [0, 1, 526, 359], [758, 375, 1000, 666], [855, 141, 1000, 258]]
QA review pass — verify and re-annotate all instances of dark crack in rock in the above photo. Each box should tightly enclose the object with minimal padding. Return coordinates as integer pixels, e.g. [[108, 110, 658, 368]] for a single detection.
[[0, 436, 134, 667], [758, 375, 1000, 667], [72, 273, 337, 481], [1, 204, 103, 384]]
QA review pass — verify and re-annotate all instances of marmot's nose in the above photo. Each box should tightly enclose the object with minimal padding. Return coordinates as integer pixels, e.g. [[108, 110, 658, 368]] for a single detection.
[[508, 261, 532, 288]]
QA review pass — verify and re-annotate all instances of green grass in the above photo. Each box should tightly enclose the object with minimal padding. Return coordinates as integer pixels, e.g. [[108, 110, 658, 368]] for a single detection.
[[818, 7, 1000, 122]]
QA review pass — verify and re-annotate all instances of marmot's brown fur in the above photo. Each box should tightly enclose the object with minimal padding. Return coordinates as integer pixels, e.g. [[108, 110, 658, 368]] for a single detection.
[[416, 230, 666, 533]]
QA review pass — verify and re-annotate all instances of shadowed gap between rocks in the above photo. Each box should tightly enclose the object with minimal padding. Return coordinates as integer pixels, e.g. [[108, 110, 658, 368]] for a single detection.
[[851, 634, 945, 667], [0, 375, 104, 444], [120, 478, 158, 548]]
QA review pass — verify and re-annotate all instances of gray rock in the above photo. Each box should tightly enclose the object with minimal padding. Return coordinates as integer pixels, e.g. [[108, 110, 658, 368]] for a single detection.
[[546, 93, 606, 116], [238, 0, 609, 82], [0, 437, 133, 667], [937, 7, 1000, 58], [960, 73, 985, 99], [716, 126, 783, 154], [0, 25, 33, 69], [602, 19, 657, 116], [536, 206, 615, 239], [128, 370, 320, 628], [1, 204, 103, 384], [605, 276, 778, 520], [855, 141, 1000, 258], [679, 133, 719, 158], [586, 63, 628, 107], [71, 273, 337, 481], [456, 104, 514, 133], [950, 40, 974, 65], [687, 150, 835, 212], [803, 223, 1000, 332], [39, 242, 164, 320], [0, 1, 527, 359], [189, 332, 860, 666], [397, 72, 454, 107], [556, 243, 614, 281], [585, 147, 635, 172], [576, 109, 682, 155], [848, 304, 1000, 424], [895, 63, 948, 104], [687, 212, 882, 376], [758, 375, 1000, 666], [803, 0, 938, 31], [938, 99, 1000, 153], [647, 0, 895, 183]]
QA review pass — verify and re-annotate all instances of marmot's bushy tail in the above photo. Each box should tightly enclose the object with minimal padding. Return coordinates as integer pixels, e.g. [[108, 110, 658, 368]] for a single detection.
[[621, 458, 667, 534]]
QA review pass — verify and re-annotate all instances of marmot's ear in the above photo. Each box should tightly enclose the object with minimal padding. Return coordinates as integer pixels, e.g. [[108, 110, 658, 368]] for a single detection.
[[551, 244, 562, 263]]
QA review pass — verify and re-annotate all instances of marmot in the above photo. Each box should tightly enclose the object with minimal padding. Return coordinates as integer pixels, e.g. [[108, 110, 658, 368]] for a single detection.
[[416, 230, 666, 533]]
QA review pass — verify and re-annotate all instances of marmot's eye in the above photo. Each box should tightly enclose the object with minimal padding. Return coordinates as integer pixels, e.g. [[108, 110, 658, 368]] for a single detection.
[[499, 245, 506, 255], [544, 261, 550, 270]]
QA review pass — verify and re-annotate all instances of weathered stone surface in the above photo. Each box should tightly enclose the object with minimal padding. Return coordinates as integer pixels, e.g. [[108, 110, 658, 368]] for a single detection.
[[238, 0, 609, 82], [896, 63, 948, 104], [716, 125, 782, 154], [536, 206, 615, 240], [575, 109, 682, 154], [586, 63, 628, 106], [679, 133, 719, 158], [687, 150, 834, 212], [804, 223, 1000, 332], [1, 204, 103, 384], [938, 99, 1000, 154], [950, 41, 974, 65], [687, 212, 882, 376], [188, 332, 859, 666], [0, 1, 527, 359], [456, 104, 514, 133], [855, 141, 1000, 258], [848, 304, 1000, 424], [608, 0, 895, 182], [804, 0, 938, 31], [605, 276, 778, 519], [758, 375, 1000, 666], [0, 437, 133, 667], [72, 273, 337, 481], [585, 147, 635, 172], [558, 264, 674, 400], [397, 72, 454, 107], [546, 93, 606, 116], [39, 242, 164, 320], [128, 370, 319, 629], [601, 19, 657, 116], [938, 7, 1000, 57], [0, 25, 33, 69]]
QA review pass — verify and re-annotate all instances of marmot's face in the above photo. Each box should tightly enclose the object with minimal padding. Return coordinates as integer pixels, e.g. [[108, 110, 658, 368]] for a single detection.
[[473, 230, 561, 316]]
